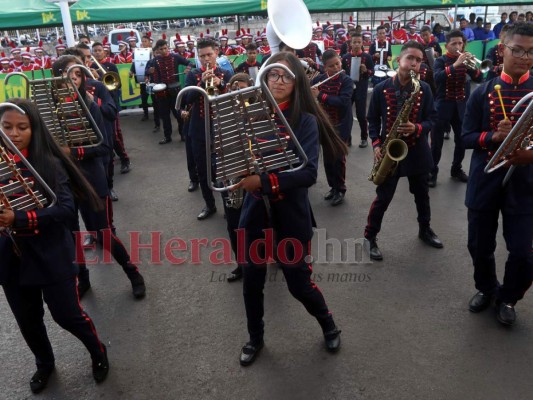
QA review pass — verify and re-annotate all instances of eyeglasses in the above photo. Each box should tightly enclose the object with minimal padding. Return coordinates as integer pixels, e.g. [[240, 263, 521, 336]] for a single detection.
[[503, 43, 533, 58], [266, 71, 295, 84]]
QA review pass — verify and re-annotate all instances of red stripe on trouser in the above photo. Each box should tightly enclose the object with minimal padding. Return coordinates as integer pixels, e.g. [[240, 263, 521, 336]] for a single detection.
[[75, 277, 105, 354]]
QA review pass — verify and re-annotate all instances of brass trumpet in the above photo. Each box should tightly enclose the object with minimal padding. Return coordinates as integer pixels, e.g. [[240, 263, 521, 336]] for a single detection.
[[456, 51, 493, 73], [205, 62, 217, 96], [90, 56, 122, 90]]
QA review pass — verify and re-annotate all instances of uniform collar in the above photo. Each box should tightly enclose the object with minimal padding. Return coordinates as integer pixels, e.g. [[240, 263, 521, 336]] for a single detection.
[[501, 69, 530, 85], [278, 101, 290, 111], [12, 148, 29, 163], [351, 49, 363, 56], [445, 51, 459, 59]]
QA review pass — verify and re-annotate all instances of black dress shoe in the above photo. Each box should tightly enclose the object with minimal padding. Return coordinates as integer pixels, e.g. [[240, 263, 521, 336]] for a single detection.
[[159, 137, 172, 144], [109, 189, 119, 202], [359, 139, 368, 148], [30, 367, 55, 394], [120, 160, 131, 174], [227, 266, 243, 282], [428, 173, 437, 188], [78, 279, 91, 300], [197, 207, 216, 220], [331, 191, 345, 206], [367, 238, 383, 261], [451, 168, 468, 182], [497, 302, 516, 325], [324, 189, 335, 201], [92, 345, 109, 383], [468, 291, 494, 312], [418, 227, 443, 248], [153, 125, 160, 133], [324, 328, 341, 353], [188, 181, 199, 192], [128, 272, 146, 299], [444, 131, 450, 140], [240, 340, 264, 366]]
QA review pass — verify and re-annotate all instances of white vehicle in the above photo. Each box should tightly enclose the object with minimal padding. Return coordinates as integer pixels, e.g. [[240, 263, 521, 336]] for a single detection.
[[108, 29, 142, 54]]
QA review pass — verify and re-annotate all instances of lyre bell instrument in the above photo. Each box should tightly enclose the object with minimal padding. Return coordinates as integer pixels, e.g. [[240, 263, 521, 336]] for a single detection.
[[484, 91, 533, 185], [456, 50, 493, 73], [3, 65, 105, 149], [369, 70, 419, 185], [175, 63, 308, 214], [0, 103, 57, 252], [90, 56, 121, 90], [311, 70, 344, 89]]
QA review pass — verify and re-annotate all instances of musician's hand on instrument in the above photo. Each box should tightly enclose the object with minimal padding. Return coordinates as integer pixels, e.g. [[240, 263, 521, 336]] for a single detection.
[[148, 67, 155, 74], [310, 87, 319, 98], [180, 110, 189, 120], [360, 64, 367, 74], [85, 91, 94, 103], [0, 210, 15, 227], [213, 76, 222, 87], [373, 147, 383, 162], [454, 52, 469, 68], [90, 69, 99, 79], [493, 119, 512, 142], [201, 70, 211, 82], [506, 149, 533, 165], [398, 122, 416, 137], [232, 175, 262, 192]]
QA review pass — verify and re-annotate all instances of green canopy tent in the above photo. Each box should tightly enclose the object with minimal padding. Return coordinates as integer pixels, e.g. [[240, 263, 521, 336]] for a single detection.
[[0, 0, 61, 29]]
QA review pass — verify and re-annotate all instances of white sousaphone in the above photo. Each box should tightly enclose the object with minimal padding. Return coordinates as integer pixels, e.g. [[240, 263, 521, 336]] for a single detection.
[[258, 0, 312, 83]]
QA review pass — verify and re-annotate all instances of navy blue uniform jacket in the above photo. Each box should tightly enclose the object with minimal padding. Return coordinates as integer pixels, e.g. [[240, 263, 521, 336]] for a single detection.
[[462, 75, 533, 214], [0, 159, 78, 286], [239, 109, 318, 243], [368, 77, 436, 176]]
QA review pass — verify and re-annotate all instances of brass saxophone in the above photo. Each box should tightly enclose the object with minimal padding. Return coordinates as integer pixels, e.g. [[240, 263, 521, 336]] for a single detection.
[[369, 70, 420, 185]]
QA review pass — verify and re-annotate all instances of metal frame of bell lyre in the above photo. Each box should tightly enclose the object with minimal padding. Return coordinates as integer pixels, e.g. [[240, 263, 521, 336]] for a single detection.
[[175, 62, 308, 193], [3, 64, 104, 149]]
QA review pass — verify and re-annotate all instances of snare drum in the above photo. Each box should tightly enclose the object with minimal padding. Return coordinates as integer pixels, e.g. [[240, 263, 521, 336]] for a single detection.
[[372, 65, 390, 86], [153, 83, 167, 97]]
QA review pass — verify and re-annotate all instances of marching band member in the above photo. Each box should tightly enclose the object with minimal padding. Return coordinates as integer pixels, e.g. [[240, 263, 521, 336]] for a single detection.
[[53, 38, 67, 62], [113, 36, 133, 64], [234, 52, 346, 366], [260, 30, 270, 55], [218, 30, 230, 56], [102, 36, 113, 63], [390, 20, 408, 44], [235, 43, 262, 75], [312, 50, 353, 206], [486, 24, 510, 81], [369, 26, 392, 67], [428, 30, 483, 187], [324, 22, 336, 50], [420, 25, 441, 62], [145, 45, 162, 133], [364, 41, 443, 261], [130, 34, 154, 122], [0, 53, 14, 73], [186, 36, 196, 58], [362, 29, 373, 53], [341, 33, 374, 148], [462, 22, 533, 326], [406, 22, 423, 43], [313, 22, 325, 47], [150, 37, 193, 144], [52, 56, 146, 299], [18, 49, 39, 72], [127, 32, 138, 51], [0, 99, 109, 393], [33, 42, 52, 70], [9, 44, 24, 70], [183, 38, 232, 220]]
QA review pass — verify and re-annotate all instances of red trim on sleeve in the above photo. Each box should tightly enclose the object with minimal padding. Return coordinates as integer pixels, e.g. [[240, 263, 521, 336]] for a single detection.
[[479, 131, 488, 148], [31, 210, 38, 229], [445, 66, 451, 76], [372, 139, 381, 147]]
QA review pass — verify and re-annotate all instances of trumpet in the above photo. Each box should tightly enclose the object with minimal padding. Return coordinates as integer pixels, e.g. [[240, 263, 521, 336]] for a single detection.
[[90, 56, 121, 90], [456, 51, 493, 73], [205, 62, 217, 96]]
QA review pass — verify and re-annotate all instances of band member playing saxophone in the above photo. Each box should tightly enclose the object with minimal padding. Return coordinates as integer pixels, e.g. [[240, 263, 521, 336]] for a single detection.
[[462, 23, 533, 326], [363, 41, 443, 261]]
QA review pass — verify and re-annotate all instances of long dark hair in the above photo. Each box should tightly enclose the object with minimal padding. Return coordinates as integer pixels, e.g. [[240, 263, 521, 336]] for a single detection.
[[52, 55, 89, 103], [0, 99, 102, 210], [265, 52, 347, 161]]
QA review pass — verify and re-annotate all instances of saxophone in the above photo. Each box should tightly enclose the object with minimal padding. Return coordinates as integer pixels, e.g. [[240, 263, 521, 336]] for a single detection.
[[369, 70, 420, 185]]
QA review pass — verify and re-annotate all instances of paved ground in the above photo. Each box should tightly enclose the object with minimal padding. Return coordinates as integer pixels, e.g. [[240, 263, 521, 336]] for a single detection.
[[1, 107, 532, 400]]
